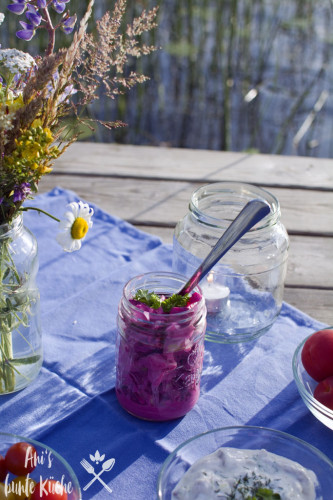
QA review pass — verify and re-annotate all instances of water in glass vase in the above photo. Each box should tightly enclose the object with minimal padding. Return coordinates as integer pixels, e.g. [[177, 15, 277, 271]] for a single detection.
[[0, 215, 42, 394]]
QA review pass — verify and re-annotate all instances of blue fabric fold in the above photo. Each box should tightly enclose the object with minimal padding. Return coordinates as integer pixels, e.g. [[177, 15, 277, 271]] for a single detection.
[[0, 188, 331, 499]]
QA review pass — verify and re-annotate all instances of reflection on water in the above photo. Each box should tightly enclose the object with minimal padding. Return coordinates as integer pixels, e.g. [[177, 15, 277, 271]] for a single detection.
[[1, 0, 332, 157], [106, 0, 333, 158]]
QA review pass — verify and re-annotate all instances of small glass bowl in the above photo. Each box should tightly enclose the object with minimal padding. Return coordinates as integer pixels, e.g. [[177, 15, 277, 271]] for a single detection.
[[0, 433, 81, 499], [293, 330, 333, 430], [157, 425, 333, 499]]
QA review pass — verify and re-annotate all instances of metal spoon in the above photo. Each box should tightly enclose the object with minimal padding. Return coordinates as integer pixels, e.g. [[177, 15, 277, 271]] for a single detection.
[[178, 199, 270, 296]]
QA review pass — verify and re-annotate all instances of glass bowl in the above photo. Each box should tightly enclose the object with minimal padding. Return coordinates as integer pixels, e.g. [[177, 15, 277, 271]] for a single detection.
[[0, 433, 81, 499], [293, 329, 333, 430], [157, 425, 333, 499]]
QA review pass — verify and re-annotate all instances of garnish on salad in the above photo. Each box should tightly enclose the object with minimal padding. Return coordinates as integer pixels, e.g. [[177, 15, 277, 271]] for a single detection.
[[134, 289, 190, 313], [134, 289, 162, 309], [226, 473, 281, 499]]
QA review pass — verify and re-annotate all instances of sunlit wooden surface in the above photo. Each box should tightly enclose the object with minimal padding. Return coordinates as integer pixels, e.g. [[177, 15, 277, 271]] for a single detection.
[[42, 142, 333, 324]]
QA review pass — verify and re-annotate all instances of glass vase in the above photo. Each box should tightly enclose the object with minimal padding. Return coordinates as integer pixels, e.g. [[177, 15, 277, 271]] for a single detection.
[[0, 214, 42, 394], [115, 272, 207, 421]]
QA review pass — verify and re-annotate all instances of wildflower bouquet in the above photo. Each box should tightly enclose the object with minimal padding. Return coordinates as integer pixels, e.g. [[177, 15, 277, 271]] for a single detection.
[[0, 0, 157, 226], [0, 0, 158, 394]]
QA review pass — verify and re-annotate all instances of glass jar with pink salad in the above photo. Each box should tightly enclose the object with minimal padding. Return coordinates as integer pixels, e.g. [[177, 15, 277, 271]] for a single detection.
[[115, 272, 207, 421]]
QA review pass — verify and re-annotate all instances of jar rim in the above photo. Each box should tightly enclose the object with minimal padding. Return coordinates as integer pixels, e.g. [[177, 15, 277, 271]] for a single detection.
[[189, 182, 280, 230], [122, 271, 205, 320]]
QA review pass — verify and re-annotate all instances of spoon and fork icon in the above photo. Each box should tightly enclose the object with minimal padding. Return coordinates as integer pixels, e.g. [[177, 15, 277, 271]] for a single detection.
[[81, 457, 115, 493]]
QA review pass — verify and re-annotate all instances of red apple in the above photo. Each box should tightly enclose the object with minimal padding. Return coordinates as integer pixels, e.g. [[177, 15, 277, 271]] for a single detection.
[[301, 329, 333, 382], [314, 375, 333, 411]]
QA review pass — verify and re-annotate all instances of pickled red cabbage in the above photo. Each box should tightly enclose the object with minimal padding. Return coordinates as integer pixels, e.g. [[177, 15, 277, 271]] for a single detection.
[[116, 291, 206, 420]]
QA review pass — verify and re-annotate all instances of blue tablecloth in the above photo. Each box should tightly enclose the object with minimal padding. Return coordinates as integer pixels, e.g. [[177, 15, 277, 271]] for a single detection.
[[1, 188, 331, 499]]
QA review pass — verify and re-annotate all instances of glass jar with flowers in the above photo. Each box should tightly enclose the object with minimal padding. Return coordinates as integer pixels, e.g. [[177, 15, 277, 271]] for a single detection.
[[0, 1, 158, 394]]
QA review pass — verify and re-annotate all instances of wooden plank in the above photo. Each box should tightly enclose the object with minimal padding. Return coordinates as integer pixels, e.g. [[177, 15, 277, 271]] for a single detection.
[[283, 289, 333, 325], [54, 142, 248, 180], [272, 188, 333, 236], [212, 153, 333, 190], [130, 183, 333, 237], [287, 235, 333, 288], [54, 143, 333, 189], [40, 175, 187, 221], [42, 175, 333, 236]]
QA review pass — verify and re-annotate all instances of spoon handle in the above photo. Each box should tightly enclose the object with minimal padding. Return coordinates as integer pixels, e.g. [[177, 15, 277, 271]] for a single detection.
[[178, 199, 270, 296]]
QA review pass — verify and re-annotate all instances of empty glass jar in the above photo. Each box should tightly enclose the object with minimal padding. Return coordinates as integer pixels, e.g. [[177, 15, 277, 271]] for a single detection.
[[173, 182, 289, 343]]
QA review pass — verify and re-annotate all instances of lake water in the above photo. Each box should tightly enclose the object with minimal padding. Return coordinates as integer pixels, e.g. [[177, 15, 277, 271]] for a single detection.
[[2, 0, 333, 157], [105, 0, 333, 158]]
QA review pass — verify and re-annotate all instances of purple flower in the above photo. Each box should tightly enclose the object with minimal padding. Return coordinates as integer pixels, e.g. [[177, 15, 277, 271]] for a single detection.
[[61, 14, 77, 35], [37, 0, 47, 7], [52, 1, 67, 14], [7, 0, 27, 15], [13, 183, 31, 203], [25, 4, 42, 27], [17, 21, 35, 40], [0, 197, 4, 206]]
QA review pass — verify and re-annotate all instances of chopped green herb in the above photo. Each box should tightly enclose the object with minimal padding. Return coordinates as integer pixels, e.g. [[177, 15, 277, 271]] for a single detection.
[[227, 473, 281, 500], [255, 488, 281, 499], [134, 289, 161, 309], [134, 289, 190, 312], [161, 293, 189, 313], [246, 489, 281, 500]]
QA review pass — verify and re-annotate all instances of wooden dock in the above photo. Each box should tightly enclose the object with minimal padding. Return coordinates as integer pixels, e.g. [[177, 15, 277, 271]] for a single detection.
[[42, 142, 333, 325]]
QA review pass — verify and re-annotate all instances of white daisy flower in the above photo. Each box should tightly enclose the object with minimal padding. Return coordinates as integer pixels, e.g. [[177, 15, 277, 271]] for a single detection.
[[56, 201, 94, 252]]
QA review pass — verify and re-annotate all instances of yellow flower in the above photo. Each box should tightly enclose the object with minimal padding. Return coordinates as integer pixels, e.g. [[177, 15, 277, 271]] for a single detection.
[[38, 164, 53, 175], [43, 127, 53, 143], [32, 118, 42, 128], [7, 93, 24, 111], [24, 141, 41, 161]]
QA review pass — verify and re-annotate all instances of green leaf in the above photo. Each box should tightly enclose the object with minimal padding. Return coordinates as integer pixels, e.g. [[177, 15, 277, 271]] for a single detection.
[[134, 289, 161, 309], [3, 267, 10, 280], [10, 355, 41, 366], [161, 293, 190, 313], [134, 289, 191, 312]]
